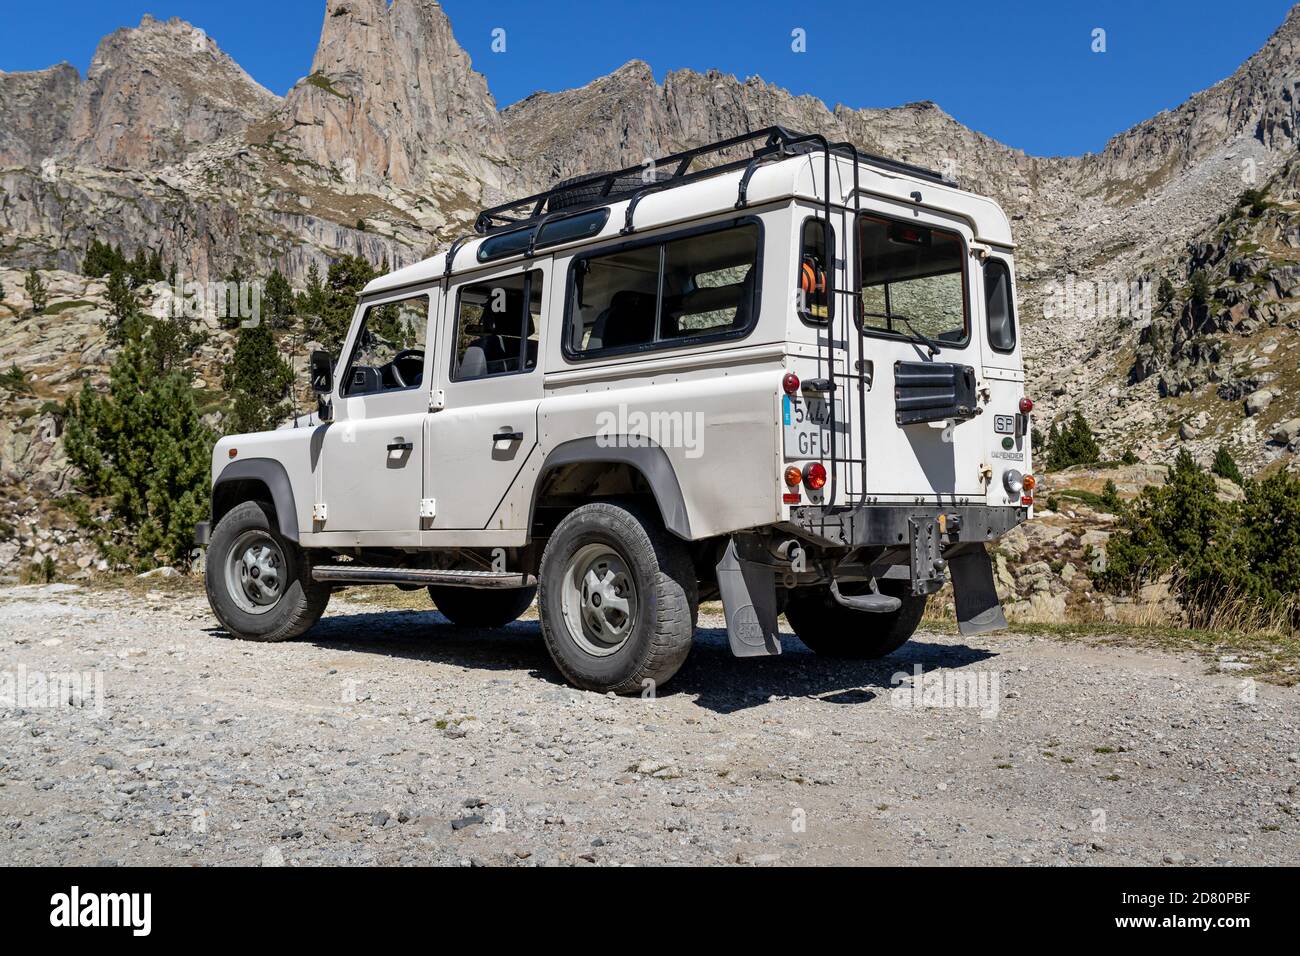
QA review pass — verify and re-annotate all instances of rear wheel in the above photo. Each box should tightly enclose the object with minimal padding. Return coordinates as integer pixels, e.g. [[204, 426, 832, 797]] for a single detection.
[[427, 585, 536, 628], [537, 502, 696, 694], [784, 579, 927, 659], [205, 500, 330, 642]]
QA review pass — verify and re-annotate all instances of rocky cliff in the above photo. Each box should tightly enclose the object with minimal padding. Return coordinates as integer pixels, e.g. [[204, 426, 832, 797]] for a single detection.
[[0, 64, 80, 168], [62, 15, 280, 171]]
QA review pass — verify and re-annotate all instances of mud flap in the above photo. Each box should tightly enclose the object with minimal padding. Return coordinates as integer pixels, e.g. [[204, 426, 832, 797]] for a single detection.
[[716, 538, 782, 657], [948, 547, 1008, 636]]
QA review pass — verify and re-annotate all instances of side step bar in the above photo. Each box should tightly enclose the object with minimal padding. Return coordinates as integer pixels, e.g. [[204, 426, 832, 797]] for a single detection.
[[312, 566, 537, 589]]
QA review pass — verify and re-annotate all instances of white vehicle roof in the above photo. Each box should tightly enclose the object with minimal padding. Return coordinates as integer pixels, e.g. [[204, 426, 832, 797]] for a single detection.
[[365, 136, 1014, 298]]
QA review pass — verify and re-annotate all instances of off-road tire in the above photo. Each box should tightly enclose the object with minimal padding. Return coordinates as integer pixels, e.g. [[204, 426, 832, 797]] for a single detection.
[[205, 500, 331, 642], [428, 584, 536, 628], [784, 579, 927, 659], [537, 501, 697, 694]]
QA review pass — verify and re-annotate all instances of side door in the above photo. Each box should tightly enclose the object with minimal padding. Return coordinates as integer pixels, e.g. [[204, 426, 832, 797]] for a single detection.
[[424, 262, 548, 530], [318, 289, 434, 533]]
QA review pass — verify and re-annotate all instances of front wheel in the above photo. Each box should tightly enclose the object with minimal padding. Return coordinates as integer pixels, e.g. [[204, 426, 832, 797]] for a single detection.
[[205, 500, 331, 642], [537, 502, 697, 694], [784, 579, 927, 658]]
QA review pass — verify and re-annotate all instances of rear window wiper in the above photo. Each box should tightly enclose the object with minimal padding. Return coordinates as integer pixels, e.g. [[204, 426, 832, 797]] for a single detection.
[[891, 314, 942, 357], [864, 310, 942, 357]]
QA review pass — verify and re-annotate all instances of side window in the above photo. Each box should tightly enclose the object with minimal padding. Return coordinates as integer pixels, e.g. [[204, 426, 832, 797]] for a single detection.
[[857, 215, 968, 345], [984, 258, 1016, 352], [451, 270, 543, 381], [798, 218, 833, 322], [568, 221, 760, 357], [341, 295, 428, 397]]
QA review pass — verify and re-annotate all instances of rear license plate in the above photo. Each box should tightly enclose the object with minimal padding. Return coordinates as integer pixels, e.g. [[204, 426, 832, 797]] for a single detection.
[[783, 394, 843, 459]]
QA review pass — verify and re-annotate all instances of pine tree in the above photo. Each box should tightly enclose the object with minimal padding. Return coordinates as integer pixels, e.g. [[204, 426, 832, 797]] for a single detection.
[[223, 319, 294, 433], [1045, 412, 1101, 470], [320, 255, 377, 349], [24, 268, 48, 315], [1211, 444, 1243, 484], [104, 268, 139, 345], [1188, 270, 1212, 305], [264, 268, 294, 330], [64, 327, 214, 569], [83, 238, 126, 278]]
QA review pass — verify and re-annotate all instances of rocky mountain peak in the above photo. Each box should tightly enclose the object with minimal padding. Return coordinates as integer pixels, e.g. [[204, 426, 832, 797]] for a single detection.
[[1091, 4, 1300, 185], [277, 0, 505, 190], [61, 15, 279, 170], [0, 63, 80, 168]]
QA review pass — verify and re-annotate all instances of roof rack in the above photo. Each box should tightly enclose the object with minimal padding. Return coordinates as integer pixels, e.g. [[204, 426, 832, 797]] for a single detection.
[[471, 126, 951, 236]]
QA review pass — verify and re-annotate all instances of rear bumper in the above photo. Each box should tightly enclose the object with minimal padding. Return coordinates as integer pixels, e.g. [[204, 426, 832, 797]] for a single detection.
[[787, 503, 1027, 549]]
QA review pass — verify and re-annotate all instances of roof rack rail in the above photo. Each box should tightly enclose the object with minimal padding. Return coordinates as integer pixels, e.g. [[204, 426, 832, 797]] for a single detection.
[[471, 126, 951, 236]]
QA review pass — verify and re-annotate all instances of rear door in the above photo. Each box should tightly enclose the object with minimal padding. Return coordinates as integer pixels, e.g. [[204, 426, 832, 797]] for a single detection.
[[976, 252, 1030, 503], [423, 261, 548, 530], [851, 208, 988, 500]]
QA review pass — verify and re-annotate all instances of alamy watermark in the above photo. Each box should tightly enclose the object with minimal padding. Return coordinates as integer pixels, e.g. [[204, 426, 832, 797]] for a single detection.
[[0, 664, 104, 714], [149, 271, 263, 327], [890, 663, 1001, 718], [1041, 274, 1151, 324], [595, 404, 705, 459]]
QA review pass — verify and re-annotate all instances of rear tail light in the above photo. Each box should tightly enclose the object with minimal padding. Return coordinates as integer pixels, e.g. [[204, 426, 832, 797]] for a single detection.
[[782, 492, 801, 505], [1019, 397, 1034, 414], [784, 465, 803, 486], [1021, 495, 1034, 507], [782, 372, 801, 396], [1022, 473, 1036, 492], [804, 462, 827, 490]]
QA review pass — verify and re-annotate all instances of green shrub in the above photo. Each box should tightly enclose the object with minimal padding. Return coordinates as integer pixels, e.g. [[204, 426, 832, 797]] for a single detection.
[[1045, 412, 1101, 470], [1187, 270, 1212, 305], [1211, 445, 1243, 484], [64, 324, 214, 569], [24, 268, 48, 314], [1098, 450, 1300, 629], [223, 319, 294, 433], [1100, 479, 1122, 513]]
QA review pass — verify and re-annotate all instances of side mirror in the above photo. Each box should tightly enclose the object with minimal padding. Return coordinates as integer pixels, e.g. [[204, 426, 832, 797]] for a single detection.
[[309, 350, 334, 423], [309, 350, 334, 394]]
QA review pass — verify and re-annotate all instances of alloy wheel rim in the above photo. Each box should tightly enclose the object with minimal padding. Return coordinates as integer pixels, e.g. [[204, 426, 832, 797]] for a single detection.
[[560, 543, 639, 657], [226, 530, 286, 615]]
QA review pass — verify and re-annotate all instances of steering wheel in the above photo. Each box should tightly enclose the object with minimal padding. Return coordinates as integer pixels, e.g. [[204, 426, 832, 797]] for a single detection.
[[390, 348, 425, 388]]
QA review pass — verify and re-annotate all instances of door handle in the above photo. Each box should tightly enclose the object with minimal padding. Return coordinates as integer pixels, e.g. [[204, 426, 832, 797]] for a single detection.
[[387, 440, 413, 452], [493, 429, 524, 442]]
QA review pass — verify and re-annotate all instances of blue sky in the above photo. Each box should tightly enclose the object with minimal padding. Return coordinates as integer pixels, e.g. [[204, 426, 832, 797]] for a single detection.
[[1, 0, 1293, 157]]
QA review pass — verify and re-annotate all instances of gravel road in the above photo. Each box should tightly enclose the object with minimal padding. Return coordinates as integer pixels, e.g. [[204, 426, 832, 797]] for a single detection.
[[1, 582, 1296, 866]]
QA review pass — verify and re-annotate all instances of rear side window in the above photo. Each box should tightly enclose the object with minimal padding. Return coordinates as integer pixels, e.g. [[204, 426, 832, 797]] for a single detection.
[[984, 258, 1016, 352], [857, 214, 968, 346], [798, 218, 833, 322], [567, 221, 761, 357], [451, 270, 543, 381]]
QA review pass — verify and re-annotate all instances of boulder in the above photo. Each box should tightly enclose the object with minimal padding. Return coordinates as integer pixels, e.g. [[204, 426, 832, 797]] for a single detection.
[[1244, 389, 1274, 416], [1272, 418, 1300, 445]]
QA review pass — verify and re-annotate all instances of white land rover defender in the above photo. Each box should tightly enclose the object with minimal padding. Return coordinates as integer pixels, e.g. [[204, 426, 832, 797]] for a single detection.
[[199, 128, 1035, 694]]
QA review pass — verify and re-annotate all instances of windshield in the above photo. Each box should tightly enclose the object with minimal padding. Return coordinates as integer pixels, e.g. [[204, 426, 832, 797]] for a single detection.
[[857, 214, 967, 346]]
